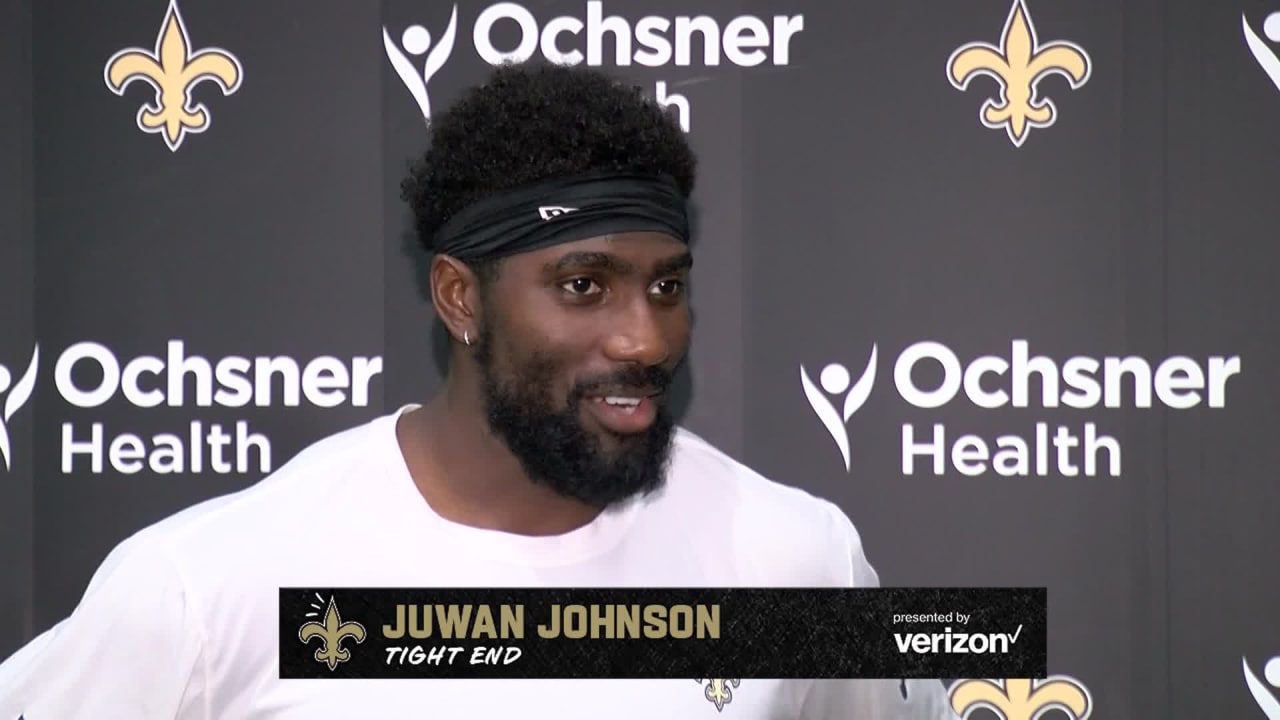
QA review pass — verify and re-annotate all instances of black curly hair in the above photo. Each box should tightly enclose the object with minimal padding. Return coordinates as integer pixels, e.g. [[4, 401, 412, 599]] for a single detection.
[[400, 61, 697, 284]]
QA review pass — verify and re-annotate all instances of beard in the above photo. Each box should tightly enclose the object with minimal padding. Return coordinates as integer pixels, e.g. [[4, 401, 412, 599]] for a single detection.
[[472, 324, 677, 509]]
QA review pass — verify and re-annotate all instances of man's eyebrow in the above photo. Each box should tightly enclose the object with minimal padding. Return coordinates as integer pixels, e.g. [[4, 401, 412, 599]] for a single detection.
[[543, 250, 693, 277], [653, 252, 693, 276], [544, 252, 635, 275]]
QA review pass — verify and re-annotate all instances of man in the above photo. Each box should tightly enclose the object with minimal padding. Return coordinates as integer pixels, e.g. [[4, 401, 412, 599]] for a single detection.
[[0, 62, 958, 718]]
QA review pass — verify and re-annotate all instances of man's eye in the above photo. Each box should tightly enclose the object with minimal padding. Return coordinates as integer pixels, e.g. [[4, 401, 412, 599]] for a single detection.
[[561, 278, 601, 295], [650, 279, 684, 296]]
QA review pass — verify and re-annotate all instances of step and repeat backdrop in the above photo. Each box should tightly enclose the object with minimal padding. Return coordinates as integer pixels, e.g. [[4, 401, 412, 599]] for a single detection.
[[2, 0, 1279, 717]]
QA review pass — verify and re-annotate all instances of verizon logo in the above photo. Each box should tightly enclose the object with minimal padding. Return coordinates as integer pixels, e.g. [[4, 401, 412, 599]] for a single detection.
[[894, 625, 1024, 654]]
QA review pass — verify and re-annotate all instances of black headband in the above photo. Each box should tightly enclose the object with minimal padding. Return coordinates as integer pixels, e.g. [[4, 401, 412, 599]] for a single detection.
[[431, 170, 690, 261]]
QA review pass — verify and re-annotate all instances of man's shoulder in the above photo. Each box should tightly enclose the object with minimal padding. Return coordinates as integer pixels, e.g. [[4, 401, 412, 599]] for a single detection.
[[669, 426, 842, 518], [110, 411, 394, 554], [667, 427, 876, 587]]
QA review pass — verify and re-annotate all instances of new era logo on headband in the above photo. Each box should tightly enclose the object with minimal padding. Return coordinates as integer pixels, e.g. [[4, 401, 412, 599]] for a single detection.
[[538, 206, 578, 220]]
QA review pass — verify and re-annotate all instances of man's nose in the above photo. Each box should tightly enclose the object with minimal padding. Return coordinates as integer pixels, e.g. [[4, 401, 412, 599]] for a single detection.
[[601, 299, 671, 368]]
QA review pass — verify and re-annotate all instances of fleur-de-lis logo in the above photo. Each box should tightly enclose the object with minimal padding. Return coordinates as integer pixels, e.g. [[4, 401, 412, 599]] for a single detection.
[[946, 0, 1091, 147], [695, 679, 741, 712], [298, 594, 367, 671], [104, 0, 243, 151], [949, 676, 1092, 720]]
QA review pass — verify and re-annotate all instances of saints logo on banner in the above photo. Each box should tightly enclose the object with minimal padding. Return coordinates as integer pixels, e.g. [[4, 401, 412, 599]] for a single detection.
[[298, 594, 367, 671], [946, 0, 1091, 147], [104, 0, 243, 151], [695, 679, 742, 712], [949, 675, 1092, 720]]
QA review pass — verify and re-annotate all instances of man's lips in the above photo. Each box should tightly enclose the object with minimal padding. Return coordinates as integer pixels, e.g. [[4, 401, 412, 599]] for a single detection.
[[580, 390, 663, 434], [582, 388, 663, 401]]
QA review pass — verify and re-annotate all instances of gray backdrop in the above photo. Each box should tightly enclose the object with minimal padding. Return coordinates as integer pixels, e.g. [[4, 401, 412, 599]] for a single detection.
[[2, 0, 1278, 717]]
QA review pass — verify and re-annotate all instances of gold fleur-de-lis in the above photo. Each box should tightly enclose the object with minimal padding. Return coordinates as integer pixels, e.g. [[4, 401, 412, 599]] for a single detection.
[[695, 678, 741, 712], [949, 677, 1092, 720], [298, 596, 367, 671], [946, 0, 1090, 147], [104, 0, 242, 151]]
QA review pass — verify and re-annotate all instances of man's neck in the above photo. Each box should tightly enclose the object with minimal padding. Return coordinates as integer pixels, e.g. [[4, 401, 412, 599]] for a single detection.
[[395, 380, 603, 537]]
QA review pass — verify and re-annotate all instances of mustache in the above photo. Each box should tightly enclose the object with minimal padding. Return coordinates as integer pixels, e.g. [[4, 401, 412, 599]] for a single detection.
[[570, 365, 673, 401]]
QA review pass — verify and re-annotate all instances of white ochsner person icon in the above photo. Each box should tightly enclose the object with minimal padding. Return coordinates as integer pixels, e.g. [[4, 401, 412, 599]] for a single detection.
[[1243, 12, 1280, 94], [1244, 654, 1280, 719], [0, 345, 39, 471], [799, 345, 877, 472], [383, 6, 459, 122]]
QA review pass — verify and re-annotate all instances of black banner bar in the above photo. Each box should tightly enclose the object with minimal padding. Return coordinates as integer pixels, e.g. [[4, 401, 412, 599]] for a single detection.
[[279, 587, 1046, 679]]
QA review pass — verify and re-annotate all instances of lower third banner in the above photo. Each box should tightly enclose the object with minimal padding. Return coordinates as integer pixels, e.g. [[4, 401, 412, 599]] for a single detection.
[[278, 587, 1046, 679]]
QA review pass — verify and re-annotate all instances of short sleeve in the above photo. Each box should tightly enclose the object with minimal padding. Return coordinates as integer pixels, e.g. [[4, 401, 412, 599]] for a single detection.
[[797, 678, 959, 719], [795, 504, 960, 719], [826, 501, 881, 589], [0, 534, 208, 720]]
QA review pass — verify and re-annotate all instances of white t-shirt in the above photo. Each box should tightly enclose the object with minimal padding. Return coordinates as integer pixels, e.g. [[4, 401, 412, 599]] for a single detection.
[[0, 406, 958, 719]]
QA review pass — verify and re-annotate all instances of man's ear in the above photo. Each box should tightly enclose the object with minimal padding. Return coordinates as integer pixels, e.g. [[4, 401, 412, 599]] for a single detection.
[[430, 254, 482, 343]]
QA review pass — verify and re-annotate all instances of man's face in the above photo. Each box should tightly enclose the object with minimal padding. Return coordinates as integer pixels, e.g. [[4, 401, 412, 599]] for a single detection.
[[471, 231, 692, 509]]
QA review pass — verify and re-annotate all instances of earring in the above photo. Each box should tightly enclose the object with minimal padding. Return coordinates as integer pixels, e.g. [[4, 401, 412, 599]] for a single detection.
[[464, 331, 471, 347]]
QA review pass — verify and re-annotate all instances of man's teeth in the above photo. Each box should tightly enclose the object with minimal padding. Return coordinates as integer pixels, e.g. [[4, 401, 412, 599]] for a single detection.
[[599, 396, 641, 407]]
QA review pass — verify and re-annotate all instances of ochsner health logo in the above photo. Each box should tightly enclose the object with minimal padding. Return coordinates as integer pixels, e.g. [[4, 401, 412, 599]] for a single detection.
[[0, 345, 39, 471], [800, 345, 877, 471], [802, 339, 1241, 477], [1243, 11, 1280, 94], [49, 340, 382, 476], [383, 2, 806, 131], [1244, 653, 1280, 718], [383, 6, 459, 122]]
